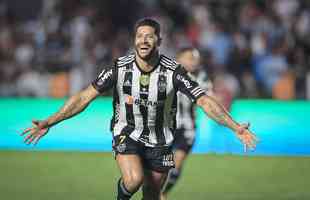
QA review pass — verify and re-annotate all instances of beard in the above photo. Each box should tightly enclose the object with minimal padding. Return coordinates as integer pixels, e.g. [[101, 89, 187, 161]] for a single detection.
[[135, 45, 157, 61]]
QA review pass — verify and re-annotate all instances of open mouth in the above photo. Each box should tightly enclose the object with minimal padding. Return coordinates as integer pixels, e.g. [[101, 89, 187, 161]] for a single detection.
[[140, 47, 149, 51], [139, 45, 151, 52]]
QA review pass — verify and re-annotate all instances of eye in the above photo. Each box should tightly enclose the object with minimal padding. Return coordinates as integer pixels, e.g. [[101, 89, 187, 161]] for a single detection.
[[136, 34, 143, 39], [147, 35, 154, 39]]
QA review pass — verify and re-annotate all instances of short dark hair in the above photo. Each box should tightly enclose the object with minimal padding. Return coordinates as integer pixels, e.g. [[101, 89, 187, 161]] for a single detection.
[[134, 18, 161, 38]]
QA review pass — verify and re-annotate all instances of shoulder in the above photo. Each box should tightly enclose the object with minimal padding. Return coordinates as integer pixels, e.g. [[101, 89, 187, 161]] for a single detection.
[[160, 54, 180, 71], [115, 53, 135, 67]]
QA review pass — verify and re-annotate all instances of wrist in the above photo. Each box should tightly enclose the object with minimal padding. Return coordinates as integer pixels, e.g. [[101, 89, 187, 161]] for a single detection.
[[232, 122, 242, 134], [40, 120, 50, 129]]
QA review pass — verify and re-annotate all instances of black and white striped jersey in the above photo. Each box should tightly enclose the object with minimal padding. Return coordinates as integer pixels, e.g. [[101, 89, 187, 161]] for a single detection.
[[92, 54, 206, 147]]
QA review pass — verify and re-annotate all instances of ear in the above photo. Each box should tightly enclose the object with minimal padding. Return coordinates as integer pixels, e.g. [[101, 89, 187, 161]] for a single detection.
[[157, 37, 162, 46]]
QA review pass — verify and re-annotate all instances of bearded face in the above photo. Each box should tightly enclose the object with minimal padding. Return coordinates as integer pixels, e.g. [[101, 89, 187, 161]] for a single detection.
[[134, 26, 160, 61]]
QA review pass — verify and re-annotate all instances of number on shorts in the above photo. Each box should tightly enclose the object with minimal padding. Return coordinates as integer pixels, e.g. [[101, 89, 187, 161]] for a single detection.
[[119, 135, 126, 144]]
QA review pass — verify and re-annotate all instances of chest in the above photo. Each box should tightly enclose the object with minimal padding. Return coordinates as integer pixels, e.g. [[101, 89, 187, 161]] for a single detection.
[[117, 64, 174, 103]]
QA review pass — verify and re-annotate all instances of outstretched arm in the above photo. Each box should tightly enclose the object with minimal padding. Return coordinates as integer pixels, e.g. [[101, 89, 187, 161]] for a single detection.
[[45, 84, 99, 127], [172, 65, 258, 151], [197, 95, 238, 130], [196, 95, 258, 151], [21, 62, 117, 145], [21, 84, 99, 145]]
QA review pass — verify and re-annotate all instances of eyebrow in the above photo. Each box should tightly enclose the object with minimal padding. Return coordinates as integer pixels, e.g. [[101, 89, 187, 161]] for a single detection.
[[136, 33, 155, 37]]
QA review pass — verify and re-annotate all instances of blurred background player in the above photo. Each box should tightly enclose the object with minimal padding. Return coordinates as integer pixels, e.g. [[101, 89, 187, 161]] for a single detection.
[[161, 47, 213, 200]]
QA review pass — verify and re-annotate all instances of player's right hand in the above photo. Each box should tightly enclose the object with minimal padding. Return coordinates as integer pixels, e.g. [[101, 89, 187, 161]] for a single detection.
[[20, 120, 50, 145], [235, 123, 259, 152]]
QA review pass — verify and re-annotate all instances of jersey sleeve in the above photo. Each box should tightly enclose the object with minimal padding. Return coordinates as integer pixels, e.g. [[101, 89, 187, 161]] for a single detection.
[[91, 64, 117, 93], [173, 66, 206, 103]]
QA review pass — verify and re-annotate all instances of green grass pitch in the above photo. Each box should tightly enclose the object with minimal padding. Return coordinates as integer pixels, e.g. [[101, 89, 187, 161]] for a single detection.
[[1, 151, 309, 200]]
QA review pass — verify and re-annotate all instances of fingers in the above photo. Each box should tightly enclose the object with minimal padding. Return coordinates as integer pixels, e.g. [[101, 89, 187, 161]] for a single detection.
[[246, 131, 260, 147], [24, 132, 43, 145], [21, 126, 46, 145], [20, 120, 43, 145], [23, 128, 38, 144], [243, 143, 247, 153], [20, 127, 31, 136], [21, 120, 39, 136], [23, 132, 34, 144], [236, 123, 259, 152], [243, 143, 253, 153], [245, 138, 256, 151], [33, 134, 44, 145], [240, 131, 258, 152], [26, 135, 36, 145]]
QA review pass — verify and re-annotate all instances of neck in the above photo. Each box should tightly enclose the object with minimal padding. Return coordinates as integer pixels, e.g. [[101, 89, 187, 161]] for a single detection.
[[135, 51, 160, 72]]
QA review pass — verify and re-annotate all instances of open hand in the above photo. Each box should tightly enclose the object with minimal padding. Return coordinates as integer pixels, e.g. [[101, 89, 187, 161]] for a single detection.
[[20, 120, 49, 145], [235, 123, 259, 152]]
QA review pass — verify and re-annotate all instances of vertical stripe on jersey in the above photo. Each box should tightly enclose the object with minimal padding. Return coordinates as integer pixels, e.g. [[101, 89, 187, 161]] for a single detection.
[[190, 103, 195, 127], [161, 69, 176, 146], [111, 80, 119, 131], [171, 93, 178, 131], [113, 67, 126, 136], [130, 65, 144, 140], [177, 93, 184, 117], [147, 70, 159, 145], [121, 64, 134, 134], [138, 73, 150, 143], [176, 93, 195, 130], [155, 66, 167, 145], [162, 90, 176, 145]]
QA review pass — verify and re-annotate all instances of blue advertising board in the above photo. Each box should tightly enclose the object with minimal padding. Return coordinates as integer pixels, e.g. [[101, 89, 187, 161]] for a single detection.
[[1, 98, 309, 156]]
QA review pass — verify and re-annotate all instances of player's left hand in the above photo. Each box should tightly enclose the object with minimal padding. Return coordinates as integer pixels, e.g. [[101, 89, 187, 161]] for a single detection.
[[20, 120, 50, 145], [235, 123, 258, 152]]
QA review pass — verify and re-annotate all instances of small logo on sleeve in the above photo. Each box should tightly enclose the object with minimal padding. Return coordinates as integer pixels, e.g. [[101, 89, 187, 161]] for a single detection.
[[176, 74, 192, 89]]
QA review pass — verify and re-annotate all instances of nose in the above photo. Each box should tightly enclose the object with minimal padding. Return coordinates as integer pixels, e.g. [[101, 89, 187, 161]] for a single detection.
[[143, 36, 148, 43]]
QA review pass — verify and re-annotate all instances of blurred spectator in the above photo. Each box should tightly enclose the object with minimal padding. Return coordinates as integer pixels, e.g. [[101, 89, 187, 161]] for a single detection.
[[0, 0, 309, 100], [254, 39, 290, 96], [199, 21, 233, 67], [213, 70, 240, 110]]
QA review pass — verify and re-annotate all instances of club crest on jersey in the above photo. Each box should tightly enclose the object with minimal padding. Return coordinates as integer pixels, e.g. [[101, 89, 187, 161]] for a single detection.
[[140, 75, 150, 86]]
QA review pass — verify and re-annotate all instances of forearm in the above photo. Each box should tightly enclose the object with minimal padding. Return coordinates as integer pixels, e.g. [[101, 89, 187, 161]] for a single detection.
[[45, 85, 98, 127], [197, 95, 239, 132]]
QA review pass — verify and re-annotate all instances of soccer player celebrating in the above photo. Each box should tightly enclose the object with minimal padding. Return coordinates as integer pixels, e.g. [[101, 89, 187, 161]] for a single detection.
[[161, 47, 213, 200], [21, 18, 258, 200]]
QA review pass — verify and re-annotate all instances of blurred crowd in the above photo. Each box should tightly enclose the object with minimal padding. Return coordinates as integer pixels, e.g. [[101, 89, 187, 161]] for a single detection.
[[0, 0, 310, 100]]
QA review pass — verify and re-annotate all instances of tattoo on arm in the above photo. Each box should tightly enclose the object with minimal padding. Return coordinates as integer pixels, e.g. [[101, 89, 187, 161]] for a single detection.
[[207, 101, 230, 124], [46, 85, 98, 127], [198, 95, 238, 130]]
